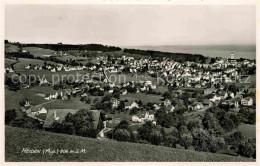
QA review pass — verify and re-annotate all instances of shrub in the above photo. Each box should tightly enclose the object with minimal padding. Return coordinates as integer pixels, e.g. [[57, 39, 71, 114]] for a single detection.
[[137, 139, 149, 144], [85, 98, 91, 104], [5, 109, 17, 125]]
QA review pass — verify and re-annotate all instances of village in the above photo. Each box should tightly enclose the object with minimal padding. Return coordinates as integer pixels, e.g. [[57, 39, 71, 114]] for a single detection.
[[5, 44, 256, 140], [3, 3, 258, 162]]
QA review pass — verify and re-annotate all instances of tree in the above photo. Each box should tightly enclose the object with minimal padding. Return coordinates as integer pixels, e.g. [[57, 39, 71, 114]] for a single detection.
[[248, 112, 256, 124], [85, 98, 91, 104], [164, 135, 179, 148], [114, 129, 131, 142], [203, 111, 224, 135], [11, 116, 27, 128], [138, 121, 157, 142], [179, 125, 189, 136], [208, 136, 226, 153], [62, 122, 75, 135], [137, 100, 143, 106], [220, 116, 235, 132], [149, 129, 163, 145], [162, 91, 173, 100], [114, 120, 135, 142], [192, 129, 210, 152], [77, 126, 97, 138], [129, 107, 138, 115], [52, 122, 63, 133], [237, 140, 255, 158], [237, 108, 250, 120], [229, 113, 241, 127], [93, 98, 99, 103], [179, 133, 193, 149], [102, 94, 112, 102], [225, 131, 244, 151], [187, 120, 200, 131], [5, 109, 17, 125]]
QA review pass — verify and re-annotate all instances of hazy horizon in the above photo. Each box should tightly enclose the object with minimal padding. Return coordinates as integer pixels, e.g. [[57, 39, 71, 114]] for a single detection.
[[6, 5, 256, 46]]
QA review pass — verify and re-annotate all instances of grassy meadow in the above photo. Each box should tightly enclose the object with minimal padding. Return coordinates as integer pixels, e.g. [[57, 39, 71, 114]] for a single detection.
[[5, 126, 255, 162]]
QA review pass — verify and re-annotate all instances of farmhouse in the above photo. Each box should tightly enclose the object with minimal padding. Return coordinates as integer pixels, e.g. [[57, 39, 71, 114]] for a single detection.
[[241, 97, 253, 106], [5, 67, 14, 73], [43, 109, 106, 137], [125, 101, 139, 110], [132, 112, 155, 123], [31, 106, 48, 115], [166, 105, 175, 113], [189, 102, 204, 111], [43, 109, 78, 128], [111, 98, 120, 108]]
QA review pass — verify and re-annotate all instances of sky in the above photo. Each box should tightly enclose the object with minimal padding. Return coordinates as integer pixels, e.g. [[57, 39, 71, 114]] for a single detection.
[[5, 5, 256, 46]]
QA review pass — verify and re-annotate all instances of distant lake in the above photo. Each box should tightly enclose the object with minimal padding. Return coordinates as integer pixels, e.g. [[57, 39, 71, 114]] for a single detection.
[[123, 45, 256, 60]]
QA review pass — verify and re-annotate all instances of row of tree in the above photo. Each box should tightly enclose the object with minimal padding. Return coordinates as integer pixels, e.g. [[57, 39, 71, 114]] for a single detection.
[[12, 42, 121, 52], [123, 48, 206, 63]]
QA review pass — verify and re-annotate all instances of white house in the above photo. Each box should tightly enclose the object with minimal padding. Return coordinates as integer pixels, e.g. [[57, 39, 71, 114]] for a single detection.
[[38, 107, 48, 114], [241, 97, 253, 106], [122, 89, 127, 95], [210, 95, 221, 102], [132, 112, 155, 123], [51, 68, 56, 73], [125, 101, 139, 110]]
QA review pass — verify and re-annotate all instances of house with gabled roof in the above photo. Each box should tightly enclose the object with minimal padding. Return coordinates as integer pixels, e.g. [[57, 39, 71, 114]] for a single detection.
[[188, 102, 204, 111], [125, 101, 139, 110], [132, 112, 155, 123], [241, 97, 253, 106], [43, 109, 106, 137]]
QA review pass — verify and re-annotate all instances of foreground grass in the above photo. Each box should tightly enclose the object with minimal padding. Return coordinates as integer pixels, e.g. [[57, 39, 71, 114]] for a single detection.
[[5, 126, 255, 162]]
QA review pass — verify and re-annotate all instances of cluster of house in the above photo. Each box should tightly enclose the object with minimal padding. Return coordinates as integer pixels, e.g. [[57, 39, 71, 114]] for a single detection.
[[24, 63, 87, 72], [132, 112, 156, 124], [44, 88, 84, 101], [88, 53, 255, 88], [13, 52, 256, 140], [19, 99, 107, 137]]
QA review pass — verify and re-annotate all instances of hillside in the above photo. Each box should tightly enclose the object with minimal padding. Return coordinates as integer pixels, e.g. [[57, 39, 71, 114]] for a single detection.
[[5, 126, 255, 162]]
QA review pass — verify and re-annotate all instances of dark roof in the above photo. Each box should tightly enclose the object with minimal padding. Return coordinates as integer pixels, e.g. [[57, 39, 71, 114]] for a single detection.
[[31, 105, 43, 112], [43, 109, 78, 128], [203, 99, 211, 105], [91, 110, 102, 129]]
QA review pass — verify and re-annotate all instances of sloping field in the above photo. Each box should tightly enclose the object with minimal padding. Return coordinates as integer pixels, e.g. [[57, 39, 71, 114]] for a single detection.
[[5, 126, 255, 162], [5, 43, 19, 52], [5, 58, 17, 67], [23, 47, 55, 58], [238, 123, 256, 138], [13, 58, 57, 71]]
